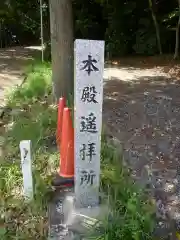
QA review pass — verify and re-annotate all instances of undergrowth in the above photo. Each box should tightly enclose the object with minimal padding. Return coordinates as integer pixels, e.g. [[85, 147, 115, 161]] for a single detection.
[[0, 61, 155, 239], [100, 139, 155, 239]]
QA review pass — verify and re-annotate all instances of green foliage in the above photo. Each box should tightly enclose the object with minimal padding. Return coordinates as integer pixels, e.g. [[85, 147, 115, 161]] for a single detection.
[[163, 9, 179, 22], [0, 62, 56, 239], [8, 61, 51, 105], [133, 18, 158, 55], [0, 0, 49, 45], [162, 7, 179, 34], [0, 0, 179, 55], [100, 140, 155, 239], [133, 30, 157, 55]]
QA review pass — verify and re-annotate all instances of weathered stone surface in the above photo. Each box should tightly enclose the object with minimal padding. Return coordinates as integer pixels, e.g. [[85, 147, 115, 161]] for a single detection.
[[74, 39, 104, 208]]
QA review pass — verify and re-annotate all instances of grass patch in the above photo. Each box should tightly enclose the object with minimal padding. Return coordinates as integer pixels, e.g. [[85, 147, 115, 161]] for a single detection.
[[0, 60, 155, 239], [7, 60, 52, 107], [0, 60, 56, 239], [100, 139, 155, 239]]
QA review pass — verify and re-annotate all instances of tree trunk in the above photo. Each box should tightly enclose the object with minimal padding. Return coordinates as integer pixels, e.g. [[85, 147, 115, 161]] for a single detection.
[[174, 0, 180, 59], [148, 0, 162, 55], [49, 0, 73, 101]]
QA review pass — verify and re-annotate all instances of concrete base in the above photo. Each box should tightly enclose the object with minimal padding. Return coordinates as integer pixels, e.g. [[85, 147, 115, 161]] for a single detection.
[[48, 187, 109, 240]]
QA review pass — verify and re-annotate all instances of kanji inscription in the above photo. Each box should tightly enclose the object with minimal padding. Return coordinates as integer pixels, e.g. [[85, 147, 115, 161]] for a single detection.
[[81, 86, 98, 103], [80, 112, 97, 133], [74, 39, 104, 207], [80, 55, 99, 76], [80, 142, 96, 162]]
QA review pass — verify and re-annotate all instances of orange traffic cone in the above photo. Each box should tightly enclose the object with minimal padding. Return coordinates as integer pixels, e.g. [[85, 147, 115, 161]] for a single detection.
[[59, 107, 74, 178], [52, 107, 74, 187], [56, 97, 66, 146]]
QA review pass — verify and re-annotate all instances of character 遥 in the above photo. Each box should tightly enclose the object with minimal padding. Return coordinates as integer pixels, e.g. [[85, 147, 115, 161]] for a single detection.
[[80, 112, 97, 133], [81, 86, 98, 103], [80, 170, 96, 186], [80, 142, 96, 162], [80, 55, 99, 76]]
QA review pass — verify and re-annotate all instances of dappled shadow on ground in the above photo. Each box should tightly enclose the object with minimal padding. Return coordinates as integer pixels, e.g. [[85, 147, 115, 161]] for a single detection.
[[0, 46, 41, 73], [0, 46, 41, 105], [106, 55, 180, 80], [107, 54, 178, 68], [103, 67, 180, 232]]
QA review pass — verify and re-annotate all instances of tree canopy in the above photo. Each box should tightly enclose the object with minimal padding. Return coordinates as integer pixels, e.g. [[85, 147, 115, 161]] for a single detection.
[[0, 0, 179, 57]]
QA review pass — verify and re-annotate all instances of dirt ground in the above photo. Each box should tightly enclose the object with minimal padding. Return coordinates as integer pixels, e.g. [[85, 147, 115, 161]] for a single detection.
[[0, 46, 41, 161], [103, 57, 180, 235], [0, 46, 41, 107]]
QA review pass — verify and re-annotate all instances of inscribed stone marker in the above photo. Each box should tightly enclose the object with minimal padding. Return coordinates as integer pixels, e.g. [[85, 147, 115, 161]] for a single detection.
[[74, 39, 105, 208], [19, 140, 33, 200]]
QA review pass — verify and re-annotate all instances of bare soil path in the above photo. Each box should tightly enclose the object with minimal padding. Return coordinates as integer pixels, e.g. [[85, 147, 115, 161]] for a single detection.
[[0, 46, 41, 159], [0, 46, 41, 107], [103, 58, 180, 235]]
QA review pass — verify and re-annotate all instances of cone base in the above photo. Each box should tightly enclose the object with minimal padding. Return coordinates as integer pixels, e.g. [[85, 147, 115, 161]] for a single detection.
[[57, 167, 74, 178], [51, 174, 74, 187]]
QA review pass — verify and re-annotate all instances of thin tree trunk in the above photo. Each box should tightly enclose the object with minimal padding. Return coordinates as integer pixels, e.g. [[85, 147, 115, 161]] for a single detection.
[[148, 0, 162, 55], [49, 0, 73, 101], [174, 0, 180, 59]]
